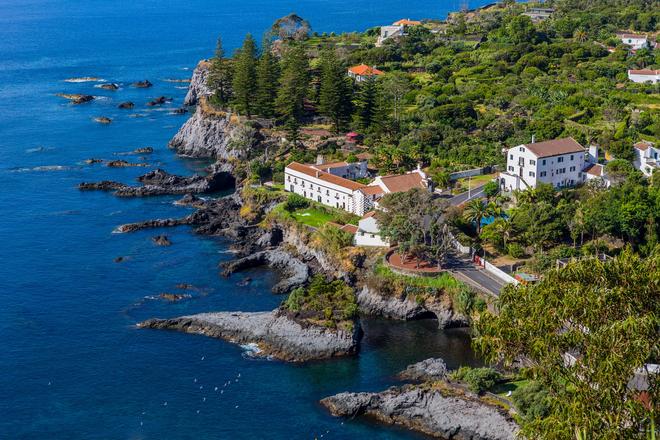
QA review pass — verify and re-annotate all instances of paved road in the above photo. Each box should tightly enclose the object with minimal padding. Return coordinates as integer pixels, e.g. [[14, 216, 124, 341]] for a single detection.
[[445, 253, 506, 297], [435, 184, 487, 206]]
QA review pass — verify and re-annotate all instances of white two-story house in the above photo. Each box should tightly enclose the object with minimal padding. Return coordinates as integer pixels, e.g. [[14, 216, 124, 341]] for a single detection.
[[500, 137, 596, 191], [617, 33, 649, 50], [354, 211, 390, 247], [633, 140, 659, 177]]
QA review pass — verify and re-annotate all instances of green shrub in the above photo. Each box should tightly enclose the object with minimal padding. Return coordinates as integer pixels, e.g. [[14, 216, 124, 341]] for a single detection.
[[284, 193, 309, 212], [511, 381, 551, 421], [507, 242, 525, 258], [450, 367, 501, 393]]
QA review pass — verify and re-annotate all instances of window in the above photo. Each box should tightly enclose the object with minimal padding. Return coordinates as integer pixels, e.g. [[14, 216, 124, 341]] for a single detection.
[[530, 159, 536, 165], [542, 159, 546, 165], [557, 157, 564, 163], [289, 185, 294, 191], [570, 155, 574, 160], [326, 190, 329, 195], [529, 171, 536, 177], [519, 147, 525, 152], [509, 154, 513, 160], [508, 166, 514, 172], [570, 166, 576, 172], [540, 171, 547, 177], [287, 175, 291, 182]]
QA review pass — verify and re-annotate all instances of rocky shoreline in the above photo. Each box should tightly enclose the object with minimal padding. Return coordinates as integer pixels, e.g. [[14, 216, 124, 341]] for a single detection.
[[138, 310, 360, 362]]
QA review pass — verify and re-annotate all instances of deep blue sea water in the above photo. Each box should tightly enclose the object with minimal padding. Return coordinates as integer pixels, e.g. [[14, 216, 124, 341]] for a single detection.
[[0, 1, 490, 438]]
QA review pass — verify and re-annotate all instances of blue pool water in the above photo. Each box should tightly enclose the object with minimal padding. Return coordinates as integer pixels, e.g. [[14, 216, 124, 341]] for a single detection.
[[0, 1, 488, 438]]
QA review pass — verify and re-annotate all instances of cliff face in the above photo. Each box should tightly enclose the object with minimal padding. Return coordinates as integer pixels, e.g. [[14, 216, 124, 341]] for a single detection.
[[183, 60, 211, 106], [168, 107, 239, 159]]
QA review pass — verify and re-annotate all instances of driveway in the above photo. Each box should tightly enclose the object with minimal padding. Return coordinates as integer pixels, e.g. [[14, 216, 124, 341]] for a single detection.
[[445, 253, 507, 297], [436, 184, 487, 206]]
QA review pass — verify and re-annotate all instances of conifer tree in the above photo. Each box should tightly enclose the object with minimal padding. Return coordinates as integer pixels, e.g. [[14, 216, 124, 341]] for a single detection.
[[318, 49, 352, 132], [231, 34, 258, 117], [255, 40, 279, 118], [276, 45, 309, 143], [207, 36, 233, 106], [353, 76, 379, 131]]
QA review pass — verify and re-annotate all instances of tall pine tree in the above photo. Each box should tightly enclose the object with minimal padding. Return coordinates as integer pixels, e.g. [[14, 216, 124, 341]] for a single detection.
[[255, 40, 279, 118], [232, 34, 258, 117], [318, 49, 352, 133], [276, 44, 309, 143], [353, 76, 379, 131], [207, 36, 233, 106]]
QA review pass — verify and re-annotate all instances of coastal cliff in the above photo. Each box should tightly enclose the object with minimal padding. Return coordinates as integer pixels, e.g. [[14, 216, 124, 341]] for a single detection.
[[138, 310, 360, 362], [183, 60, 211, 106], [168, 103, 237, 159]]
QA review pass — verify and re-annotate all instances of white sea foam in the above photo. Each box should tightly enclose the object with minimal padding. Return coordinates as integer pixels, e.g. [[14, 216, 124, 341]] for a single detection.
[[10, 165, 70, 172]]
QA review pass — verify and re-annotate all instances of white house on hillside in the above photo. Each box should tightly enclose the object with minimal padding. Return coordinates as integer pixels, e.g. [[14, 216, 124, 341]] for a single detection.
[[354, 211, 390, 247], [347, 64, 385, 82], [633, 140, 659, 177], [377, 25, 404, 47], [628, 69, 660, 84], [284, 162, 431, 216], [618, 33, 649, 50], [499, 137, 600, 191]]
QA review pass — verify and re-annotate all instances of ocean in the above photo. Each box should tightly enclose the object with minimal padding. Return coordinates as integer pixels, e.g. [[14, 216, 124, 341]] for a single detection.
[[0, 1, 488, 438]]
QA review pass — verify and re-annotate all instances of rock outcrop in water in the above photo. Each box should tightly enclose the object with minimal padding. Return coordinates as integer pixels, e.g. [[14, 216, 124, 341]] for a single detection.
[[321, 385, 518, 440], [79, 168, 234, 197], [138, 310, 360, 362], [183, 60, 211, 106], [168, 105, 238, 159], [221, 250, 308, 294]]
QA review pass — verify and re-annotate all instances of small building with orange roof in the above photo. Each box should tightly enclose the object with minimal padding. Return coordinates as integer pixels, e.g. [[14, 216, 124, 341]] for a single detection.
[[393, 18, 422, 26], [347, 64, 385, 82]]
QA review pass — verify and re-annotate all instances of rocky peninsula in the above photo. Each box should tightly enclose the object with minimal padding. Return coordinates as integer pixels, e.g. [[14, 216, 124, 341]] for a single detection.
[[138, 310, 360, 362]]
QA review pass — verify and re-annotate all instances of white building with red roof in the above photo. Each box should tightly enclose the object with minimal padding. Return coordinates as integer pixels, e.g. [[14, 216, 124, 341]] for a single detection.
[[617, 33, 650, 50], [500, 137, 602, 191], [354, 211, 390, 247], [347, 64, 385, 82], [633, 140, 659, 177], [628, 69, 660, 84]]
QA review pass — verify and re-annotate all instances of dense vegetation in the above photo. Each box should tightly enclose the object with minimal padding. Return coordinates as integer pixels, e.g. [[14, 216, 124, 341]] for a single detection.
[[475, 248, 659, 439]]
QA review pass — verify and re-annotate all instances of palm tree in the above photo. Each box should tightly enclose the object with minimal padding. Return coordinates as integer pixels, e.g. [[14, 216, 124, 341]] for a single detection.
[[573, 29, 588, 43], [464, 199, 490, 235]]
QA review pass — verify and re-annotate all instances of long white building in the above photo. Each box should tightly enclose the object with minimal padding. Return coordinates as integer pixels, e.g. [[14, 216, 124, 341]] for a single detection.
[[628, 69, 660, 84], [499, 137, 599, 191], [284, 162, 430, 216]]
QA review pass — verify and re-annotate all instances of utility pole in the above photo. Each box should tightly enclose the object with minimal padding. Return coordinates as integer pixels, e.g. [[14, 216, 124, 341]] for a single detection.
[[467, 175, 471, 200]]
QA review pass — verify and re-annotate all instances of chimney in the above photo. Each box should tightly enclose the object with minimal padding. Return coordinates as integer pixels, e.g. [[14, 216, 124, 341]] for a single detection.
[[531, 134, 536, 144], [316, 154, 324, 165], [315, 171, 320, 178]]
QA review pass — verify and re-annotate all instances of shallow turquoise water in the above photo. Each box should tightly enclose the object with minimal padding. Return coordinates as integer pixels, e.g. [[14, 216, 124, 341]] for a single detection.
[[0, 1, 488, 438]]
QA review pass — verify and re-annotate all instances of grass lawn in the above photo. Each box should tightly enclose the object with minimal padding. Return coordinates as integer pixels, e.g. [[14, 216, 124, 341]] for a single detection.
[[491, 379, 529, 397], [453, 173, 497, 194], [291, 207, 339, 228], [374, 261, 464, 290]]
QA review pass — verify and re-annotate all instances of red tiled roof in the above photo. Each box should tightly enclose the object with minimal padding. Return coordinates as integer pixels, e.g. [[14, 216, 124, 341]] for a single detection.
[[583, 163, 604, 177], [378, 172, 426, 193], [286, 162, 366, 191], [359, 186, 385, 196], [619, 33, 647, 39], [523, 137, 585, 158], [628, 69, 660, 75], [393, 18, 422, 26], [634, 141, 654, 151], [314, 161, 349, 171], [362, 211, 377, 219], [348, 64, 384, 76], [340, 224, 358, 234]]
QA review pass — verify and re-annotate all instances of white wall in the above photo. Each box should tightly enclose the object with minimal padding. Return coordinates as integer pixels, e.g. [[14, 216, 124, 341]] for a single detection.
[[285, 168, 357, 213], [503, 145, 585, 190], [628, 72, 660, 84]]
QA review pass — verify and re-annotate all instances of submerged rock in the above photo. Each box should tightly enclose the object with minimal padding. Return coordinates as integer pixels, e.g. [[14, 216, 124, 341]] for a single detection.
[[221, 250, 309, 294], [152, 235, 172, 246], [147, 96, 172, 106], [118, 101, 135, 109], [321, 386, 518, 440], [106, 160, 148, 167], [94, 116, 112, 124], [133, 147, 154, 154], [99, 83, 119, 90], [85, 158, 104, 165], [57, 93, 94, 104], [138, 310, 361, 362], [158, 293, 190, 302], [114, 256, 125, 263], [132, 80, 153, 88], [171, 107, 188, 115], [398, 358, 447, 382]]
